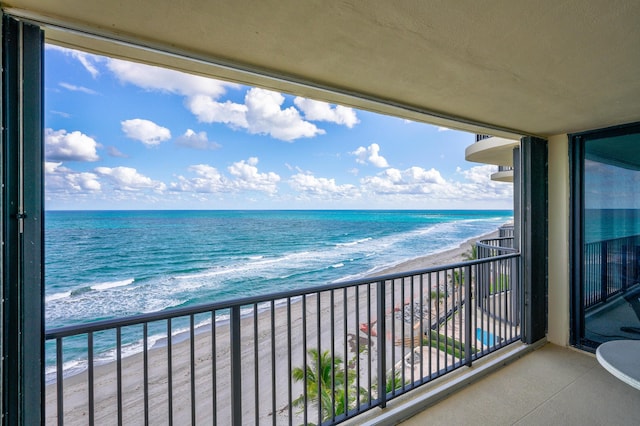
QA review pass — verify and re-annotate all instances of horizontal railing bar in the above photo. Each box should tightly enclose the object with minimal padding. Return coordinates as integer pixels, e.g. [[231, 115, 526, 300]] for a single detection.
[[45, 253, 519, 339], [478, 236, 513, 242], [585, 233, 640, 246]]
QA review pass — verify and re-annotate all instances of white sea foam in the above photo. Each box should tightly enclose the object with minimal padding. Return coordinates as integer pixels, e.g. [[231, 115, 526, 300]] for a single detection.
[[336, 237, 372, 247], [91, 278, 135, 291], [45, 291, 71, 302]]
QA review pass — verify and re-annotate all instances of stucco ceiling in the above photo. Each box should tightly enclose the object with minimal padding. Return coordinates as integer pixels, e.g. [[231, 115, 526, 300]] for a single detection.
[[4, 0, 640, 138]]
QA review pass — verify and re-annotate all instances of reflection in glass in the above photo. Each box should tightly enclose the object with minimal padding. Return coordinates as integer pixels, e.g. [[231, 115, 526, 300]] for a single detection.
[[583, 135, 640, 347]]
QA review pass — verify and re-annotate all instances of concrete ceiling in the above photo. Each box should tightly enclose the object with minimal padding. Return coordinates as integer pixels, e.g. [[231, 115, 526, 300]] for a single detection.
[[4, 0, 640, 138]]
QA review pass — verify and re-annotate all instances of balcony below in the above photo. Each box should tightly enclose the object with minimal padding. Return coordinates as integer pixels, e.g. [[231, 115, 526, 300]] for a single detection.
[[465, 136, 519, 166], [366, 343, 640, 425], [491, 165, 514, 183]]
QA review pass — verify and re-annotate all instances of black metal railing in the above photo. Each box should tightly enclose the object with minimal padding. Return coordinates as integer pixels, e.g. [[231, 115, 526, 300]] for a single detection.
[[476, 236, 516, 258], [45, 253, 521, 425], [498, 225, 515, 238], [584, 235, 640, 308], [475, 237, 519, 325], [475, 134, 491, 142]]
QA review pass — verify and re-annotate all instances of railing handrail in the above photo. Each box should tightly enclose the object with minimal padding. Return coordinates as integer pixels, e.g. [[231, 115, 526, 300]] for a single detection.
[[476, 237, 517, 253], [585, 233, 640, 246], [45, 253, 519, 339], [477, 236, 514, 244]]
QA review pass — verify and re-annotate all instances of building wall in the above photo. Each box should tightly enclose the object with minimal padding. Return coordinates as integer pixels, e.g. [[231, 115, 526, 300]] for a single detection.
[[547, 134, 570, 345]]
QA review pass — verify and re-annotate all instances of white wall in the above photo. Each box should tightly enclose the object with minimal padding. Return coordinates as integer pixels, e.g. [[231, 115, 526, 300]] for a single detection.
[[547, 134, 570, 345]]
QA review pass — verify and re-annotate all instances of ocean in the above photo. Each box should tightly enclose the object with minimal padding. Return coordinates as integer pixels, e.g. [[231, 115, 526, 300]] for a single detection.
[[45, 209, 512, 329], [45, 209, 511, 377]]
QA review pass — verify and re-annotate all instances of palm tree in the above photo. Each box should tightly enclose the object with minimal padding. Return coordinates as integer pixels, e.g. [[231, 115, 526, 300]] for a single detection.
[[463, 244, 478, 261], [292, 348, 364, 421]]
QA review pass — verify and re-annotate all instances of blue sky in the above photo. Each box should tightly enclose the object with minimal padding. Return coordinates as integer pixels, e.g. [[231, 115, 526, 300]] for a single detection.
[[44, 45, 513, 210]]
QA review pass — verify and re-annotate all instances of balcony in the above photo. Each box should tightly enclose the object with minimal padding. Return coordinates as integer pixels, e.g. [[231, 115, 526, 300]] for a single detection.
[[45, 240, 520, 425], [465, 136, 519, 167], [466, 136, 519, 183], [491, 165, 515, 182], [394, 342, 640, 425]]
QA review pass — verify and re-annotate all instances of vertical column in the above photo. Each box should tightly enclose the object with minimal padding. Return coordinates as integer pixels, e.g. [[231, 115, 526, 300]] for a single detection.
[[2, 14, 44, 425], [513, 147, 521, 251], [512, 147, 521, 325], [569, 137, 585, 345], [520, 137, 548, 344]]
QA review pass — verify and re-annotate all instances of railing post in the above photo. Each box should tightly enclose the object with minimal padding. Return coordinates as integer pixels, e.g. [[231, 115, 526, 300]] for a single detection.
[[512, 256, 520, 326], [230, 306, 242, 425], [377, 280, 387, 408], [635, 245, 640, 281], [601, 241, 608, 303], [464, 265, 473, 367], [622, 245, 628, 291]]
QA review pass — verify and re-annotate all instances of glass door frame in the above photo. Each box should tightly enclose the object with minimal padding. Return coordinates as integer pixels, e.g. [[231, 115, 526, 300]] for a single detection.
[[570, 121, 640, 349]]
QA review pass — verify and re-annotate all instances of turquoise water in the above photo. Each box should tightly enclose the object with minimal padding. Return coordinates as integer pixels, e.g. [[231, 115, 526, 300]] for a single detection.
[[584, 209, 640, 243], [45, 210, 511, 377]]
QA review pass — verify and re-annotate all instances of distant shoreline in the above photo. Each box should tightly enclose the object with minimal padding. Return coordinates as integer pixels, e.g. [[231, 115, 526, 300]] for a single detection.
[[370, 229, 500, 277]]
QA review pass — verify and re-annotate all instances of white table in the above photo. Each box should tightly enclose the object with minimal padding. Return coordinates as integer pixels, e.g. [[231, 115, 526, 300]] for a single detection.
[[596, 340, 640, 389]]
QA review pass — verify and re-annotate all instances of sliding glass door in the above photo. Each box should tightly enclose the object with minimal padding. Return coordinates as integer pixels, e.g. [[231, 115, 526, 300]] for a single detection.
[[571, 123, 640, 349]]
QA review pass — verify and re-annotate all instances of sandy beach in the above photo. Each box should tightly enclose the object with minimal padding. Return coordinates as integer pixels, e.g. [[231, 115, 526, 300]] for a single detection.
[[46, 229, 501, 425]]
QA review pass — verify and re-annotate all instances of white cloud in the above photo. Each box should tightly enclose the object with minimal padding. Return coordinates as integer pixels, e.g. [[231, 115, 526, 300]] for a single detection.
[[171, 164, 230, 193], [121, 119, 171, 146], [357, 163, 512, 204], [44, 161, 62, 175], [51, 110, 71, 118], [455, 165, 513, 200], [45, 162, 101, 192], [59, 82, 98, 95], [95, 166, 166, 192], [186, 96, 249, 127], [293, 98, 359, 128], [360, 166, 447, 195], [289, 172, 357, 198], [245, 89, 324, 141], [45, 128, 100, 162], [46, 45, 101, 78], [457, 164, 497, 184], [176, 129, 221, 150], [187, 88, 325, 142], [437, 126, 450, 132], [104, 56, 324, 142], [107, 58, 234, 98], [171, 158, 280, 194], [227, 157, 280, 194], [352, 143, 389, 168]]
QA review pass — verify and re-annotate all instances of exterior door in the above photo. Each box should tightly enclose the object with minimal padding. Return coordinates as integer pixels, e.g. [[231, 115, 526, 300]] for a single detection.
[[571, 122, 640, 350]]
